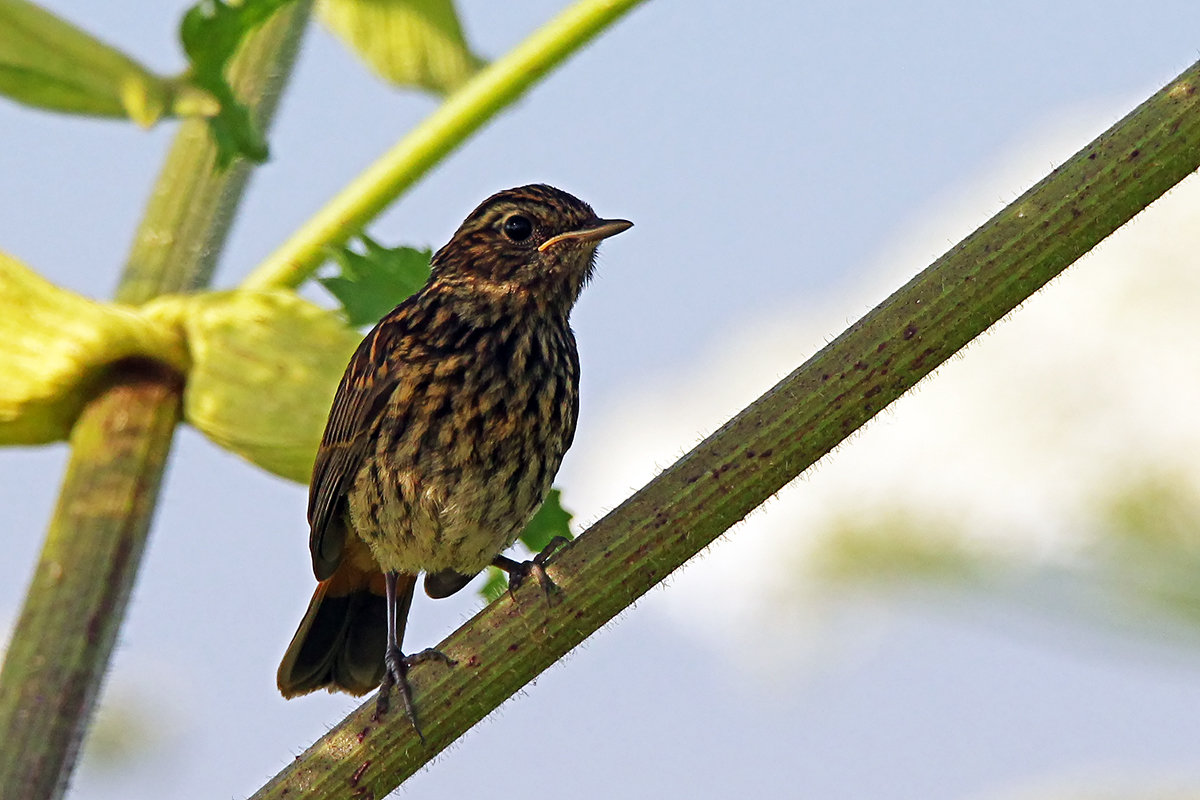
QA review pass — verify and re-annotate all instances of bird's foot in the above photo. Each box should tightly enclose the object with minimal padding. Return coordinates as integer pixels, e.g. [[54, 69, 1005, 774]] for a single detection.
[[374, 645, 456, 741], [492, 535, 569, 599]]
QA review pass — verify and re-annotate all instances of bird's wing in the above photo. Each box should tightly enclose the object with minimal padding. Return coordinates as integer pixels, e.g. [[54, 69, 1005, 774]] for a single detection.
[[307, 314, 412, 580]]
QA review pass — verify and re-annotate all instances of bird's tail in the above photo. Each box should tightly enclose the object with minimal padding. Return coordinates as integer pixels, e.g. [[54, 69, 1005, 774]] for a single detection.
[[277, 570, 415, 697]]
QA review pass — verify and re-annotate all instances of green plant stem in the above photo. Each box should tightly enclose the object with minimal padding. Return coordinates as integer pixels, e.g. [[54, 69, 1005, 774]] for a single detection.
[[251, 61, 1200, 800], [241, 0, 645, 291], [0, 362, 182, 800], [0, 6, 311, 798], [118, 4, 309, 303]]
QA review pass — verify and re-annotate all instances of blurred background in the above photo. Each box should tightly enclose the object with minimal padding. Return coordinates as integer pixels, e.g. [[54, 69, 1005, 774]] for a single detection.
[[3, 1, 1200, 798]]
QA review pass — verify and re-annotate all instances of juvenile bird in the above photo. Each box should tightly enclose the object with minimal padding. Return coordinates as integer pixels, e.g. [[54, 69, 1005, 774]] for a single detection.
[[277, 184, 631, 733]]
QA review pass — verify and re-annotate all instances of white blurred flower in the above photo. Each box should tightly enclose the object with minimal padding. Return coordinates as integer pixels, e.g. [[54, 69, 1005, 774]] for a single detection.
[[567, 103, 1200, 663]]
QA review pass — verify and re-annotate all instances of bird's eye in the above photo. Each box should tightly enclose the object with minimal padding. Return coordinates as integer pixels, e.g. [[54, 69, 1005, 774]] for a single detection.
[[502, 214, 534, 242]]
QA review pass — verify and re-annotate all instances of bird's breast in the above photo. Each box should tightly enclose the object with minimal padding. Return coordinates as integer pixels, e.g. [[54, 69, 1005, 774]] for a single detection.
[[348, 316, 580, 575]]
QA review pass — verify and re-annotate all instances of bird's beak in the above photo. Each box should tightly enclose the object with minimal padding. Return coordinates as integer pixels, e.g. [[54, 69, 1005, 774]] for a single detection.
[[538, 218, 633, 252]]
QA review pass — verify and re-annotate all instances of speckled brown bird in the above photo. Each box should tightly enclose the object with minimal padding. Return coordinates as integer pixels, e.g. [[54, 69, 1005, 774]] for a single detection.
[[277, 184, 631, 731]]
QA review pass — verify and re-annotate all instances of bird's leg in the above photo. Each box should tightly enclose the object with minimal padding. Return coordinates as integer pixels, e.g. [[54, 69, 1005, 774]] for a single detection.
[[492, 535, 570, 598], [375, 571, 454, 741]]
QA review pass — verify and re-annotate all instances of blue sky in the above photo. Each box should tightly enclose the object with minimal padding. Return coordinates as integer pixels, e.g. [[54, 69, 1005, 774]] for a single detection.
[[3, 2, 1200, 798]]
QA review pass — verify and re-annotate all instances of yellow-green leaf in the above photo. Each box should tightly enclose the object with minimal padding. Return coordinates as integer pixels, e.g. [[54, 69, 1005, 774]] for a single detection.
[[0, 257, 362, 482], [317, 0, 484, 94], [145, 290, 360, 483], [0, 0, 181, 127], [0, 252, 188, 443]]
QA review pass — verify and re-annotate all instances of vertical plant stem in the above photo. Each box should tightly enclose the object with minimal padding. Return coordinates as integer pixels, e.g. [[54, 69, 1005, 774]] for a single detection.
[[0, 362, 183, 800], [119, 2, 311, 303], [0, 6, 311, 798]]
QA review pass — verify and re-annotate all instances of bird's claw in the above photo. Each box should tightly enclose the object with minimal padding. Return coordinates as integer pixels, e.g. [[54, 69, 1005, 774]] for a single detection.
[[493, 535, 569, 599], [375, 645, 456, 741]]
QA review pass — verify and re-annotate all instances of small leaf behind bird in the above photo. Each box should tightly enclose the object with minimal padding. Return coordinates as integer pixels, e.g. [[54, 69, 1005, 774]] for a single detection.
[[520, 488, 573, 553], [179, 0, 294, 165], [320, 237, 432, 327]]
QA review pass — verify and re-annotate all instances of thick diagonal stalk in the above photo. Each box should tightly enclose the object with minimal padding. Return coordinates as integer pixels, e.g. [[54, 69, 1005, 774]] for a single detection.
[[0, 6, 311, 798], [252, 62, 1200, 800]]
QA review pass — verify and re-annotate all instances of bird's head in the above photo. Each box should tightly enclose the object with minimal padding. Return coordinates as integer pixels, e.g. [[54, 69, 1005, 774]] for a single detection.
[[431, 184, 632, 307]]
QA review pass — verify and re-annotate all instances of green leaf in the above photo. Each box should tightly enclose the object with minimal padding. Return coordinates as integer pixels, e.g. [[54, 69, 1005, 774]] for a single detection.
[[477, 489, 575, 602], [319, 237, 432, 327], [191, 77, 267, 168], [479, 567, 507, 604], [519, 488, 574, 553], [317, 0, 484, 94], [179, 0, 296, 165], [0, 0, 180, 126]]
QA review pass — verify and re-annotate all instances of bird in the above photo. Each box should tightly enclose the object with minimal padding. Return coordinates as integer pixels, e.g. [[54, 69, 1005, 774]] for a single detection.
[[276, 184, 631, 735]]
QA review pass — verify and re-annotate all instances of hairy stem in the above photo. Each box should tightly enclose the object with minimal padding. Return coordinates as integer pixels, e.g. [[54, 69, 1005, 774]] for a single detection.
[[118, 4, 311, 303], [241, 0, 646, 291], [0, 6, 311, 798], [252, 60, 1200, 800]]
